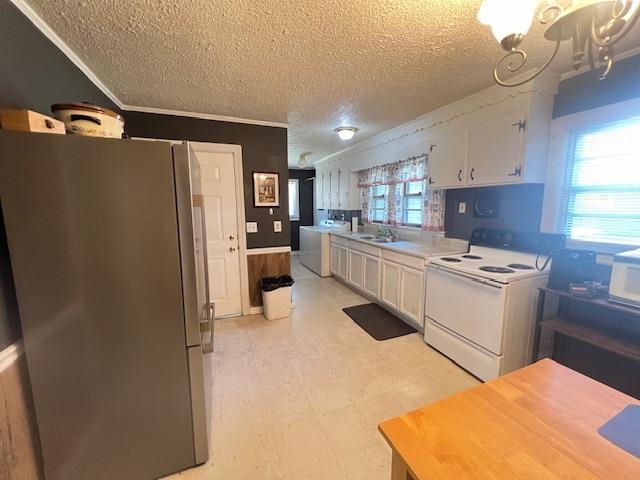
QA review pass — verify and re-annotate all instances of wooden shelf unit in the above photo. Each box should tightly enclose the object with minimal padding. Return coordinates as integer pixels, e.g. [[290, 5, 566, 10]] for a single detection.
[[540, 316, 640, 363]]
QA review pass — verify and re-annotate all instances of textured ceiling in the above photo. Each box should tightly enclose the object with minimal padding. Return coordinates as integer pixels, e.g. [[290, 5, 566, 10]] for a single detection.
[[25, 0, 640, 166]]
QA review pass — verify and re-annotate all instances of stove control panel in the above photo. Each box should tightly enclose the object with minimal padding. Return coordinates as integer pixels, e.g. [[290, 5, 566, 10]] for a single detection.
[[469, 229, 566, 255]]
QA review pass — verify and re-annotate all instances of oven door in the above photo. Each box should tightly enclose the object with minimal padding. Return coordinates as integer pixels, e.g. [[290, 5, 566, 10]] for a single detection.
[[425, 265, 507, 355]]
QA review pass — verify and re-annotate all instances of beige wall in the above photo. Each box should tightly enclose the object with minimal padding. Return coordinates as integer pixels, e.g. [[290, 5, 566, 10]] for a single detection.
[[0, 348, 42, 479]]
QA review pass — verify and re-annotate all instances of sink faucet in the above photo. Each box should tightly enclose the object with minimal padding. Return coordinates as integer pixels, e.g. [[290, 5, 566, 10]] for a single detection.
[[377, 226, 397, 240]]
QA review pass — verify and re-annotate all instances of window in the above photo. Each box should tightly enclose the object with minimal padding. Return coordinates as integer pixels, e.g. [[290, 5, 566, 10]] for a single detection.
[[288, 179, 300, 221], [558, 116, 640, 246], [402, 181, 423, 226], [371, 185, 387, 223]]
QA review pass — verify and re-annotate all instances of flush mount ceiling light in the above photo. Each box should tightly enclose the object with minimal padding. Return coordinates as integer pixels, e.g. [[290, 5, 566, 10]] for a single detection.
[[335, 126, 358, 141], [478, 0, 640, 87]]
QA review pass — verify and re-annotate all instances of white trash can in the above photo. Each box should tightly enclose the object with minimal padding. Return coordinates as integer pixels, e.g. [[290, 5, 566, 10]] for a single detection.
[[261, 275, 294, 320]]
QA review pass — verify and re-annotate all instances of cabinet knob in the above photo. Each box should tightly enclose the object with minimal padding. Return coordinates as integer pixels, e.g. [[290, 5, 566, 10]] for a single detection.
[[470, 168, 475, 181], [457, 169, 463, 182]]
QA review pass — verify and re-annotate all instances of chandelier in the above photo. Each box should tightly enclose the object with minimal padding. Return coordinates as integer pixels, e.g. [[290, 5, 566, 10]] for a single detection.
[[478, 0, 640, 87]]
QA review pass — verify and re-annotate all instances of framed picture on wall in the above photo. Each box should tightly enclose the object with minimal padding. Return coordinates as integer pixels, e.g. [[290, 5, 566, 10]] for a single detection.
[[252, 172, 280, 207]]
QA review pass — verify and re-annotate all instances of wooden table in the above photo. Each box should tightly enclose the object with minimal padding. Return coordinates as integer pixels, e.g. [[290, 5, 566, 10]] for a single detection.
[[378, 359, 640, 479]]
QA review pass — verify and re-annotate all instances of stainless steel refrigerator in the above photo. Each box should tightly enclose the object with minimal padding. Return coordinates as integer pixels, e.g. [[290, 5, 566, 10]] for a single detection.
[[0, 131, 214, 480]]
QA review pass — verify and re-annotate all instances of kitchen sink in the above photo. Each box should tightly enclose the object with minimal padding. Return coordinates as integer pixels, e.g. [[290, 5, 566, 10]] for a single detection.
[[353, 234, 375, 240], [372, 237, 395, 243]]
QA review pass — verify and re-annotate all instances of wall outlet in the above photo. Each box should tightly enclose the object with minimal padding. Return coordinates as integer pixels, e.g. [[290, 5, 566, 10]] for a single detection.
[[458, 202, 466, 214], [246, 222, 258, 233], [273, 220, 282, 233]]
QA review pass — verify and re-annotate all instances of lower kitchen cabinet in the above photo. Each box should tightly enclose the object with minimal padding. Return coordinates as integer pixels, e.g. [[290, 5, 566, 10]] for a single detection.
[[363, 254, 381, 298], [381, 260, 402, 310], [349, 249, 364, 290], [330, 243, 348, 280], [399, 266, 423, 324]]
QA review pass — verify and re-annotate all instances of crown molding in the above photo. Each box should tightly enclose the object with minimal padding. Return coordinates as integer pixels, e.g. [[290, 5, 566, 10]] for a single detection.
[[122, 105, 288, 129], [10, 0, 124, 108], [11, 0, 289, 129]]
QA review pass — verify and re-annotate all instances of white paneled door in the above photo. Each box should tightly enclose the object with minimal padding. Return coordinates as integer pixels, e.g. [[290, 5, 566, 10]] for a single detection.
[[197, 150, 242, 317]]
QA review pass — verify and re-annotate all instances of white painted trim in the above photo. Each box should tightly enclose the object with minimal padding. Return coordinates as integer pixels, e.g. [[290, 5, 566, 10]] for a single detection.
[[10, 0, 123, 108], [0, 341, 23, 374], [130, 137, 183, 145], [189, 141, 252, 316], [541, 96, 640, 251], [123, 106, 288, 129], [249, 307, 264, 315], [246, 246, 292, 255]]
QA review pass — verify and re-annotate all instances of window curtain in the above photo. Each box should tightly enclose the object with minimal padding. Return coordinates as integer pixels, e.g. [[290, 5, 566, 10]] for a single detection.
[[357, 154, 445, 231]]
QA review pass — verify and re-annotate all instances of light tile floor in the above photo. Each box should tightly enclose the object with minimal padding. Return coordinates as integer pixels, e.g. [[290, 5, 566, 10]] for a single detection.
[[165, 256, 479, 480]]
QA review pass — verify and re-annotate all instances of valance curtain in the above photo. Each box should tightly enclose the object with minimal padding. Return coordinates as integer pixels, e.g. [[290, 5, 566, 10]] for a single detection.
[[357, 154, 445, 231]]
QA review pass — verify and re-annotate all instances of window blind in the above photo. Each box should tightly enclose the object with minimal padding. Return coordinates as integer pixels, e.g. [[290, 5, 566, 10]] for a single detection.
[[557, 116, 640, 246]]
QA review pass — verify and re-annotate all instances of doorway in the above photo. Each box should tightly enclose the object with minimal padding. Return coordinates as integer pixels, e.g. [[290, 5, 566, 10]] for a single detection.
[[191, 143, 248, 317]]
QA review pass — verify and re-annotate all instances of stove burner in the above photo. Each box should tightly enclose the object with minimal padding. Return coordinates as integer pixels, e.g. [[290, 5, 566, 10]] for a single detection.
[[479, 266, 515, 274], [440, 257, 462, 263], [462, 255, 483, 260], [507, 263, 535, 270]]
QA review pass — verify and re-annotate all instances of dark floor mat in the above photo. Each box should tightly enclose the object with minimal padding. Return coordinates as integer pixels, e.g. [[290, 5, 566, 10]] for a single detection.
[[343, 303, 417, 341]]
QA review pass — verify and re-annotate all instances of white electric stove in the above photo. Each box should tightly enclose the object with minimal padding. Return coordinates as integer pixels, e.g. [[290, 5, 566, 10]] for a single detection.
[[300, 220, 351, 276], [424, 229, 565, 381]]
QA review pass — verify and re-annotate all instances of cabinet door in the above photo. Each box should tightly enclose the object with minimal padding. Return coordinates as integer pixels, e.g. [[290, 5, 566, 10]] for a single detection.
[[338, 246, 348, 279], [348, 249, 364, 290], [381, 260, 401, 310], [338, 168, 350, 209], [315, 174, 324, 210], [428, 132, 468, 188], [467, 114, 525, 186], [363, 254, 381, 298], [323, 172, 332, 209], [330, 243, 339, 275], [399, 266, 423, 325], [330, 169, 340, 209]]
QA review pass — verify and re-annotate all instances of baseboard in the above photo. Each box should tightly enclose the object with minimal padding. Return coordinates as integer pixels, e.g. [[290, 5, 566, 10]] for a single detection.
[[0, 341, 24, 374], [249, 306, 264, 315]]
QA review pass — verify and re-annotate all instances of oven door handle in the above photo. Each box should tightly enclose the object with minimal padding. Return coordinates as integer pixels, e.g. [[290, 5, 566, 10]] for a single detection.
[[427, 265, 504, 289]]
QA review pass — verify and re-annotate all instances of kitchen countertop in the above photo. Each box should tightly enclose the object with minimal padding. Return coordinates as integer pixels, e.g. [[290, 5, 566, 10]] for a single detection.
[[379, 359, 640, 480], [329, 231, 467, 260]]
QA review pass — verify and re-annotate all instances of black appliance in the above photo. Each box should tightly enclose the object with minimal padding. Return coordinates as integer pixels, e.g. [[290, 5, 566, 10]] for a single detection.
[[548, 249, 599, 291]]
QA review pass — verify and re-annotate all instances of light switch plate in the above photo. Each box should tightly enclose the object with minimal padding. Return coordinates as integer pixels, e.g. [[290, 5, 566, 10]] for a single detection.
[[274, 220, 282, 232], [458, 202, 466, 214], [246, 222, 258, 233]]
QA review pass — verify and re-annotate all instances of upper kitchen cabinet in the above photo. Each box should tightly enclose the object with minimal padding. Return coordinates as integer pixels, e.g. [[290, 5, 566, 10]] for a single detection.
[[315, 172, 324, 209], [322, 170, 331, 209], [467, 113, 526, 186], [427, 132, 468, 189]]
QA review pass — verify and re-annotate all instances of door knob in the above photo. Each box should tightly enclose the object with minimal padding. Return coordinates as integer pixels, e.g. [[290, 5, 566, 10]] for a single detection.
[[229, 235, 235, 240], [229, 246, 236, 253]]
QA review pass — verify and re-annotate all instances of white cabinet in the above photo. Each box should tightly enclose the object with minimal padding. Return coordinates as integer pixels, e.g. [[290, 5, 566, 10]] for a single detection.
[[363, 254, 380, 298], [338, 168, 350, 209], [348, 249, 364, 290], [381, 260, 401, 310], [330, 237, 348, 280], [330, 169, 340, 209], [399, 266, 423, 325], [330, 243, 339, 275], [315, 174, 324, 210], [428, 132, 468, 189], [467, 113, 525, 186], [322, 171, 331, 209]]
